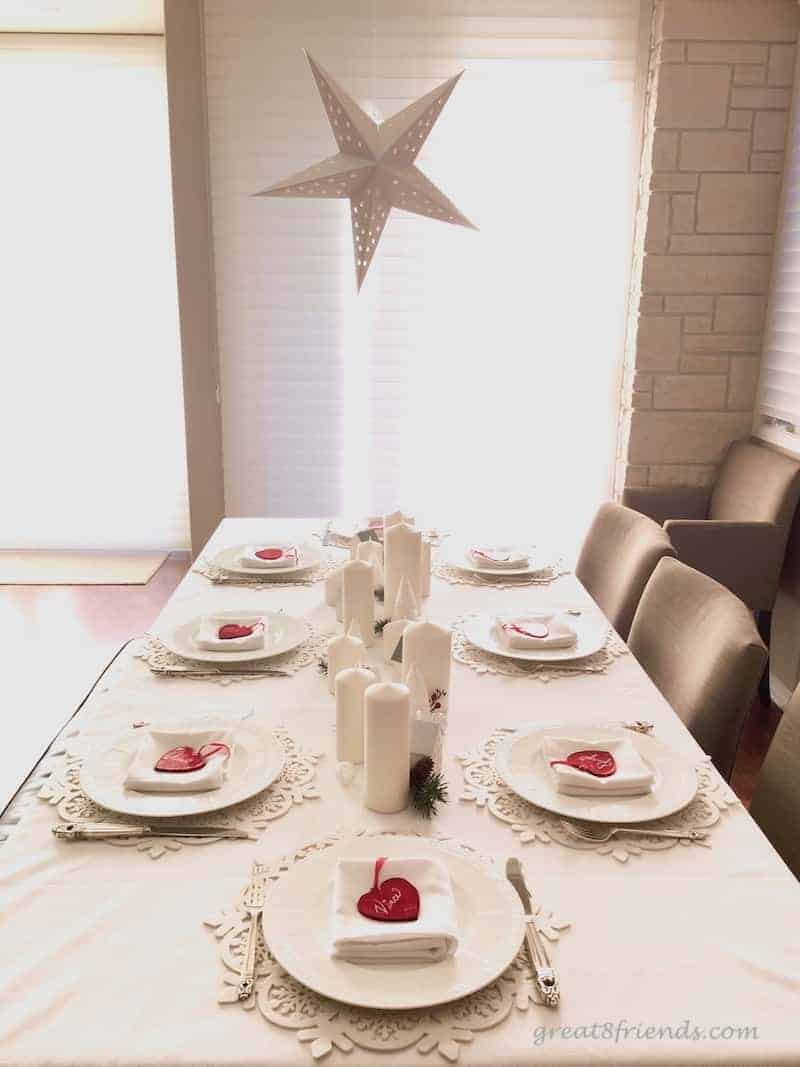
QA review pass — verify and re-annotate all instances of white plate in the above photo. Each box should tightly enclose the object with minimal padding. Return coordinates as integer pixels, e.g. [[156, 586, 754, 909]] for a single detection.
[[496, 724, 697, 824], [463, 608, 608, 663], [79, 722, 284, 819], [214, 542, 323, 578], [156, 609, 307, 664], [443, 543, 552, 578], [262, 834, 525, 1011]]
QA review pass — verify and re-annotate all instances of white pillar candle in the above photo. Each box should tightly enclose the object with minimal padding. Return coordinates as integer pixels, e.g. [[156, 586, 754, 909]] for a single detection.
[[356, 540, 384, 590], [342, 559, 375, 648], [384, 522, 422, 620], [392, 574, 419, 622], [420, 539, 431, 599], [324, 565, 343, 607], [383, 618, 411, 664], [364, 681, 411, 812], [335, 666, 375, 763], [401, 621, 452, 711], [327, 624, 365, 696]]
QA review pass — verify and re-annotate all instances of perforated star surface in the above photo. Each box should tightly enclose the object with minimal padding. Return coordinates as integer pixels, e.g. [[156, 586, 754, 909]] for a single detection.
[[255, 51, 476, 290]]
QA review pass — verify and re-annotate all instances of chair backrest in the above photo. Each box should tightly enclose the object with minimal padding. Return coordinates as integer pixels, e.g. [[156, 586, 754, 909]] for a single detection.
[[750, 686, 800, 878], [710, 439, 800, 529], [575, 502, 676, 641], [628, 557, 766, 780]]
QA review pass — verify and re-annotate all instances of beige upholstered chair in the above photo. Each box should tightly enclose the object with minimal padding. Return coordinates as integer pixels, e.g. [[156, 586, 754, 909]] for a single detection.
[[628, 557, 767, 781], [623, 439, 800, 701], [750, 686, 800, 878], [575, 502, 676, 641]]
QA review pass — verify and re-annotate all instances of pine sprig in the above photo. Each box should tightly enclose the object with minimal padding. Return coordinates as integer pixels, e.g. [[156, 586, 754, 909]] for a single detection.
[[374, 617, 389, 636], [317, 655, 328, 676], [409, 759, 448, 819]]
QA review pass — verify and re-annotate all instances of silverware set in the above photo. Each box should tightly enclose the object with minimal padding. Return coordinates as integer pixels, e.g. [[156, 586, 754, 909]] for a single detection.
[[237, 860, 268, 1000], [505, 857, 560, 1007], [52, 822, 255, 842], [558, 819, 707, 845]]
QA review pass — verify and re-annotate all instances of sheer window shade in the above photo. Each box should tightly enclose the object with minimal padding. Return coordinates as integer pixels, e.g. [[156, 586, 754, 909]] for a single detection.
[[0, 35, 189, 550], [756, 68, 800, 456], [205, 1, 640, 550]]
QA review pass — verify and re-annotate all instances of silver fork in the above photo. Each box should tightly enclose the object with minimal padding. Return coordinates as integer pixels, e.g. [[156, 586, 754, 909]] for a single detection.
[[237, 861, 267, 1000], [559, 819, 707, 844]]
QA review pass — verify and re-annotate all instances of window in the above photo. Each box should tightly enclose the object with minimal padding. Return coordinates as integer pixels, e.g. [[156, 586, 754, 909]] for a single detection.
[[755, 56, 800, 457], [0, 34, 189, 550], [205, 0, 641, 551]]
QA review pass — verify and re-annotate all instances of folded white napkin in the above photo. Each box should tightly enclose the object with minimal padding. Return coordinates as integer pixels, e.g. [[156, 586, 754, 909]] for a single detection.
[[542, 735, 655, 797], [330, 857, 459, 964], [468, 545, 529, 569], [239, 543, 299, 569], [193, 615, 265, 652], [495, 612, 577, 650], [124, 727, 233, 794]]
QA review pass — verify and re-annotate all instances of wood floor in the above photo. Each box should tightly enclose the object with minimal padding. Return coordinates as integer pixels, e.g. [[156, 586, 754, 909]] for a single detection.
[[0, 554, 780, 809]]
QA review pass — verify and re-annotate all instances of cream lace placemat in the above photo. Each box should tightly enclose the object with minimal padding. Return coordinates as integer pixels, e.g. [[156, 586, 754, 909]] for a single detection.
[[194, 554, 341, 588], [206, 829, 570, 1063], [452, 614, 628, 681], [134, 622, 331, 683], [458, 728, 739, 864], [434, 557, 569, 589], [37, 726, 322, 860]]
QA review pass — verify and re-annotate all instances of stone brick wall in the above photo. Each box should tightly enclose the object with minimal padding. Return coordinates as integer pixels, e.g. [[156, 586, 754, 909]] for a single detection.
[[618, 0, 800, 491]]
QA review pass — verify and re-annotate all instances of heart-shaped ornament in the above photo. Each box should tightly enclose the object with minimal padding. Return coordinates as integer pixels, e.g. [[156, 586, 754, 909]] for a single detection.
[[154, 746, 208, 773], [550, 749, 617, 777], [197, 742, 230, 761], [505, 621, 549, 640], [356, 857, 420, 923], [218, 623, 255, 640], [255, 547, 284, 560]]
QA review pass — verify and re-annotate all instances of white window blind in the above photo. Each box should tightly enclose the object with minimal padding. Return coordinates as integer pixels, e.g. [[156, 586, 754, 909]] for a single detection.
[[205, 0, 640, 552], [0, 34, 189, 550], [756, 65, 800, 456]]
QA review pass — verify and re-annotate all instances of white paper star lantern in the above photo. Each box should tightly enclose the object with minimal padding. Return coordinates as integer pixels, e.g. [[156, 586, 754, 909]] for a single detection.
[[255, 51, 476, 290]]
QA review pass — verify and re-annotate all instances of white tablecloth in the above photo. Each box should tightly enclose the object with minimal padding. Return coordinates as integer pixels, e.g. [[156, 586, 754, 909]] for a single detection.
[[0, 518, 798, 1066]]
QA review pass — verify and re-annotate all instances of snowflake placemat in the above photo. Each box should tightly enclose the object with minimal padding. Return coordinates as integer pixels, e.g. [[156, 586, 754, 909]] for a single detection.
[[458, 728, 739, 863], [206, 829, 570, 1062], [194, 554, 341, 588], [134, 621, 331, 683], [434, 557, 569, 589], [452, 614, 628, 681], [37, 727, 322, 859]]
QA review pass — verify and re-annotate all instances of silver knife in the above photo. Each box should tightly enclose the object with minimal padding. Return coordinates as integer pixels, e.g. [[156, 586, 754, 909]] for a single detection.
[[506, 857, 560, 1007], [52, 822, 254, 841]]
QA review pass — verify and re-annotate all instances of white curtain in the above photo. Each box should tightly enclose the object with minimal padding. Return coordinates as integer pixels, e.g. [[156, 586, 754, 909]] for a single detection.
[[0, 34, 189, 550], [205, 0, 640, 554]]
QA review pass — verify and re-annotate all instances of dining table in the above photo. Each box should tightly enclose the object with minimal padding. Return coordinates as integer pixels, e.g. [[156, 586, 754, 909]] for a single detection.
[[0, 516, 799, 1067]]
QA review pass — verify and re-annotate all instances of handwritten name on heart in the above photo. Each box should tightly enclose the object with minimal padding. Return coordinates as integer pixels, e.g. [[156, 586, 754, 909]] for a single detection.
[[357, 857, 420, 923], [154, 742, 230, 774], [550, 749, 617, 777]]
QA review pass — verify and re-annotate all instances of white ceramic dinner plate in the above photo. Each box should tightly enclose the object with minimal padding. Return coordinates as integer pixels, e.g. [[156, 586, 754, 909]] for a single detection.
[[79, 722, 284, 819], [156, 609, 307, 664], [462, 607, 608, 663], [262, 834, 525, 1011], [443, 542, 551, 578], [213, 542, 323, 577], [496, 724, 697, 824]]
